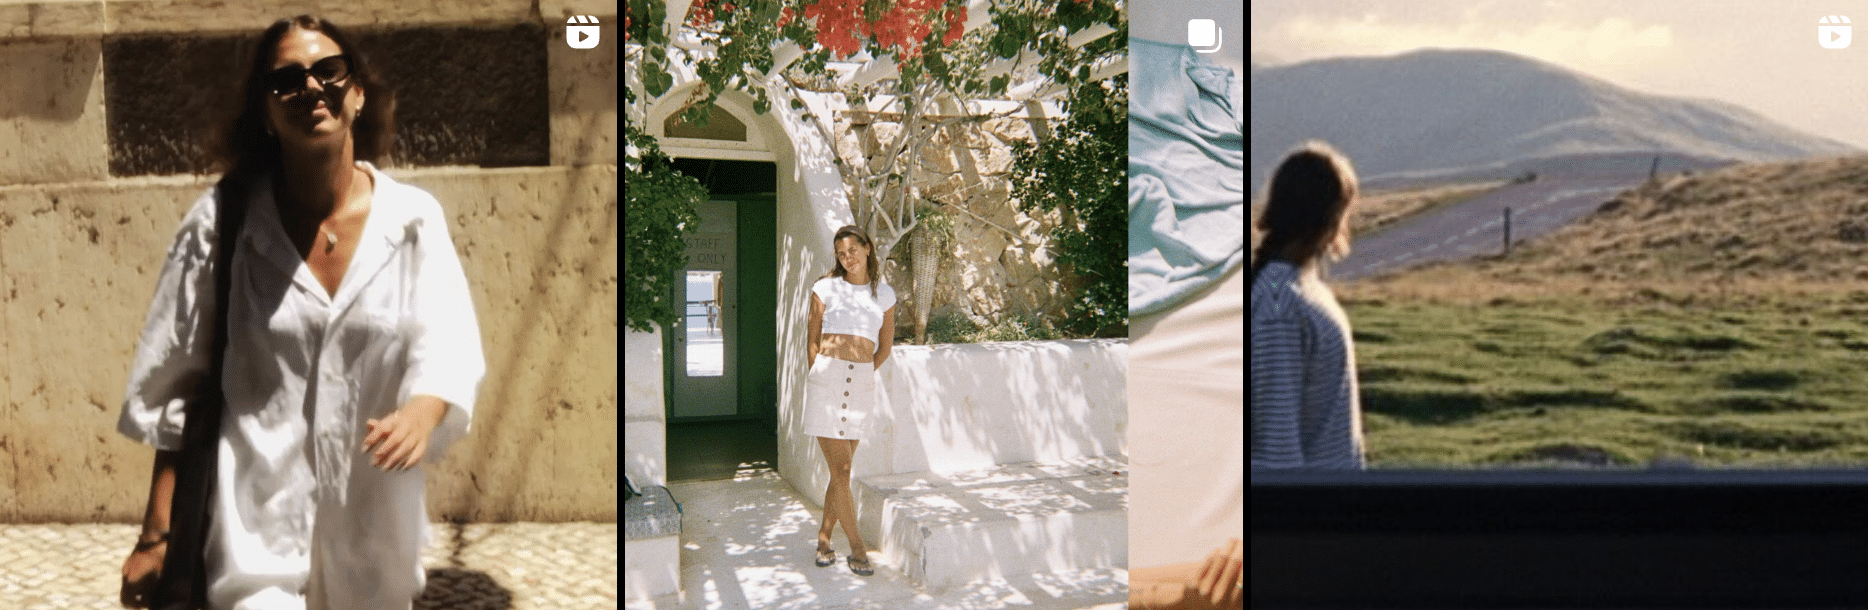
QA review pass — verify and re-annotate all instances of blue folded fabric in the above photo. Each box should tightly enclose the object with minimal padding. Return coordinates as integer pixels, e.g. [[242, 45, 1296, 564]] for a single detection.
[[1128, 38, 1247, 316]]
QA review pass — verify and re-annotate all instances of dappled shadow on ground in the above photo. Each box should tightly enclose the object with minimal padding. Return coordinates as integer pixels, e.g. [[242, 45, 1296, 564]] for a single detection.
[[417, 519, 516, 609], [416, 567, 514, 610], [671, 468, 881, 609], [666, 467, 1127, 609]]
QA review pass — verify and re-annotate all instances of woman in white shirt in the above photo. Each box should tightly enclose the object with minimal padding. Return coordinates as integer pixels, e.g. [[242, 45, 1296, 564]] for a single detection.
[[804, 224, 897, 577], [118, 15, 486, 610]]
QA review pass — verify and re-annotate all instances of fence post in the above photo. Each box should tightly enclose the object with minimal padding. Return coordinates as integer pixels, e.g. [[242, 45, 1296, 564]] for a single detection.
[[1503, 207, 1512, 256]]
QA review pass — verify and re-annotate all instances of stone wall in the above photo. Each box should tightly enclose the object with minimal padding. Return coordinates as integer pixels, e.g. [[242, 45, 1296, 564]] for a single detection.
[[832, 109, 1074, 341]]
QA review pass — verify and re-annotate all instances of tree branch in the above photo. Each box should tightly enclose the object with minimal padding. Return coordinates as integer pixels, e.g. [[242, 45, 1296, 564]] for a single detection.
[[944, 200, 1024, 244]]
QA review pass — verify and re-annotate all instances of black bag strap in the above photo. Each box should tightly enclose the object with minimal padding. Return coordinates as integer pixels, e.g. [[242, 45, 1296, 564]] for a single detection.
[[154, 173, 248, 610]]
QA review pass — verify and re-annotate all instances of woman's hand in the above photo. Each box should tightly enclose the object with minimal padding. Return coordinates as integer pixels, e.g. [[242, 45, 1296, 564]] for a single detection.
[[1186, 538, 1244, 610], [119, 538, 166, 608], [363, 396, 448, 471]]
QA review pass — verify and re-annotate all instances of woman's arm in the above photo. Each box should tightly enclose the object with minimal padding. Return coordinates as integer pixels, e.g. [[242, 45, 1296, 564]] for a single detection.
[[138, 449, 178, 544], [394, 206, 486, 463], [121, 449, 180, 607], [1250, 318, 1307, 467], [808, 293, 824, 368], [873, 304, 895, 369]]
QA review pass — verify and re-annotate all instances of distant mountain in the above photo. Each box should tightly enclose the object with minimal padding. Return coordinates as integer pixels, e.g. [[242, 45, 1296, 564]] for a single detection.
[[1249, 48, 1859, 194], [1250, 51, 1283, 73]]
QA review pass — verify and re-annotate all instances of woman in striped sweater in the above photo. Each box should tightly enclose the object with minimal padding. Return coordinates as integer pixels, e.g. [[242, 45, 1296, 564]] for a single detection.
[[1250, 141, 1367, 469]]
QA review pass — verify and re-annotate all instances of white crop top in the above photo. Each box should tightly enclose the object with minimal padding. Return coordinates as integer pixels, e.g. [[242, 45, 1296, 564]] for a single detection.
[[812, 276, 897, 345]]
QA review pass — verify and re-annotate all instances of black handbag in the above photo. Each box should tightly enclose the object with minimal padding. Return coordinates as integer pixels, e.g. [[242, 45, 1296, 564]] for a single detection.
[[152, 174, 248, 610]]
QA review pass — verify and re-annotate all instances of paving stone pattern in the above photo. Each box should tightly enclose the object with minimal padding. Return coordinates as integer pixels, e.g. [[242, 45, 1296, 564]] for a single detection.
[[0, 522, 615, 609]]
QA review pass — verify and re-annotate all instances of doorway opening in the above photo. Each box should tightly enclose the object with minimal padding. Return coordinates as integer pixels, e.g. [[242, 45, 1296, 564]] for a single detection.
[[664, 158, 780, 482]]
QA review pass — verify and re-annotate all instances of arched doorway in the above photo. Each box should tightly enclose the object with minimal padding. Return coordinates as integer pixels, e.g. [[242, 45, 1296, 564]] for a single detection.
[[653, 94, 783, 482]]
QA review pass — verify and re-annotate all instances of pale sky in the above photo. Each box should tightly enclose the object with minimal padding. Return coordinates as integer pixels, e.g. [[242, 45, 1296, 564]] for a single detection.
[[1251, 0, 1868, 151]]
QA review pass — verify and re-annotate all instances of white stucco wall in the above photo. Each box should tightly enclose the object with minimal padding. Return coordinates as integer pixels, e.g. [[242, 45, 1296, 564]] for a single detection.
[[771, 86, 863, 501], [783, 339, 1129, 507], [884, 340, 1128, 474], [623, 325, 666, 489]]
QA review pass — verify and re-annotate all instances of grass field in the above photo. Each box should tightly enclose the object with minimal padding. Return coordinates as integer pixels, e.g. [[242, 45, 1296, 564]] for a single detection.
[[1340, 289, 1868, 469], [1260, 155, 1868, 469]]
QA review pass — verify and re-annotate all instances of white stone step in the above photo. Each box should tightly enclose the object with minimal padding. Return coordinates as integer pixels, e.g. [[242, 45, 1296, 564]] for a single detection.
[[855, 456, 1128, 591]]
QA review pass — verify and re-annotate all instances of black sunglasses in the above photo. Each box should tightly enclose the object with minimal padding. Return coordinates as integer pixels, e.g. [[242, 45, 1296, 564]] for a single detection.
[[264, 55, 351, 98]]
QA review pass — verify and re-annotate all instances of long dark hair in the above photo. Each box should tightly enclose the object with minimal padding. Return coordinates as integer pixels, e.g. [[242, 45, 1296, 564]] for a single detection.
[[1251, 140, 1359, 285], [207, 15, 396, 179], [820, 224, 880, 298]]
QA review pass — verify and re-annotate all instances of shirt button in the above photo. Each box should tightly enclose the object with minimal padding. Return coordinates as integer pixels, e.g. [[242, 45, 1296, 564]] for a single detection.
[[848, 364, 854, 370], [846, 378, 851, 383], [841, 417, 847, 422], [840, 403, 847, 408], [839, 431, 845, 437], [843, 391, 849, 396]]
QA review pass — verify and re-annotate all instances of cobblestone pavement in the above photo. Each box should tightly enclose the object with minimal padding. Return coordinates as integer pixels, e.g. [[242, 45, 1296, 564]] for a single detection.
[[0, 521, 616, 609]]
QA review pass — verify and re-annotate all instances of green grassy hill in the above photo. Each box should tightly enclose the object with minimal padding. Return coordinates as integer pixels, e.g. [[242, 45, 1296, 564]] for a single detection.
[[1355, 154, 1868, 292], [1347, 296, 1868, 468], [1315, 155, 1868, 468]]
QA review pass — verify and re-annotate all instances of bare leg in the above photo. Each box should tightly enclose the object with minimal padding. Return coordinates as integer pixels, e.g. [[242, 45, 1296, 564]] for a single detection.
[[837, 440, 865, 553], [816, 437, 837, 552], [817, 437, 868, 556]]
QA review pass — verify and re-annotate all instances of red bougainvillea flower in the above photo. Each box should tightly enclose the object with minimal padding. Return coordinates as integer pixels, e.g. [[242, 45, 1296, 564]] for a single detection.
[[941, 5, 967, 46], [804, 0, 867, 58], [798, 0, 965, 59]]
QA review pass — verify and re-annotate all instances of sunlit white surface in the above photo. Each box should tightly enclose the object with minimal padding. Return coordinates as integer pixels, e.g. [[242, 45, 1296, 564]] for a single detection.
[[625, 468, 1128, 609]]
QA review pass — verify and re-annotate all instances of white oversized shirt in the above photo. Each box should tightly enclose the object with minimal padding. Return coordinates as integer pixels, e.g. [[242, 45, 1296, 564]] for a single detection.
[[117, 162, 486, 610]]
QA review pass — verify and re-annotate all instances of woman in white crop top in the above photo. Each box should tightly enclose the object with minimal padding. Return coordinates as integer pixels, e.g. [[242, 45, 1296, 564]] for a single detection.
[[804, 224, 896, 577]]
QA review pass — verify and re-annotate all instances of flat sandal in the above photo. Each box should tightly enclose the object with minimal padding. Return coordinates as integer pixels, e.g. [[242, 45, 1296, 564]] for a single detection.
[[814, 545, 836, 567], [848, 553, 874, 576]]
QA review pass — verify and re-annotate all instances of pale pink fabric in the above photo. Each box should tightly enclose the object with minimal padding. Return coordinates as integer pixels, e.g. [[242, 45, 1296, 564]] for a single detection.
[[1127, 264, 1246, 569]]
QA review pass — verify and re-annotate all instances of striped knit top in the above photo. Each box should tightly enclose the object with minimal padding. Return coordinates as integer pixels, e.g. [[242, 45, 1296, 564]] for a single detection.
[[1250, 260, 1367, 469]]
